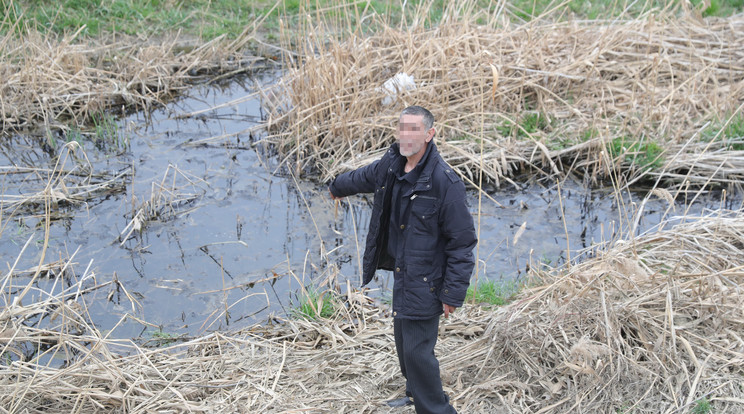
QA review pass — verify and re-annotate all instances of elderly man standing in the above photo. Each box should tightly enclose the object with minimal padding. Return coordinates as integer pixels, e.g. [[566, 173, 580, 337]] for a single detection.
[[329, 106, 477, 413]]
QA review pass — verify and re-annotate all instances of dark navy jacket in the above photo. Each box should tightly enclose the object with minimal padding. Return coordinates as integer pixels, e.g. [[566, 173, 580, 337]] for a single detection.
[[330, 142, 477, 319]]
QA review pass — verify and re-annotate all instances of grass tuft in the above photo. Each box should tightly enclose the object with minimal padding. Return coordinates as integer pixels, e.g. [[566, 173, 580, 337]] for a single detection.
[[498, 113, 551, 139], [92, 112, 128, 150], [692, 397, 712, 414], [608, 136, 664, 170], [466, 279, 521, 306], [148, 329, 179, 347], [292, 287, 338, 320], [702, 112, 744, 150]]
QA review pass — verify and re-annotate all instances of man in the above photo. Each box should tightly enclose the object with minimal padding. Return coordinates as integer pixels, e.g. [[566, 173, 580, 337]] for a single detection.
[[329, 106, 477, 413]]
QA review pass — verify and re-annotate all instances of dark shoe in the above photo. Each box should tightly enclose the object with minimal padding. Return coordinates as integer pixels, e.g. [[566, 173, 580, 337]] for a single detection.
[[386, 396, 414, 407]]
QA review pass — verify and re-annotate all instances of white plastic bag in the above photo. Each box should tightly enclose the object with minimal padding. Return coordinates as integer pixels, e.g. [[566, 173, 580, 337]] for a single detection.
[[379, 72, 416, 105]]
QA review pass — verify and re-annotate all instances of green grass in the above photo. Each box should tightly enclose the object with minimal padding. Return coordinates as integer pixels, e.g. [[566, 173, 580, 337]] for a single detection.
[[48, 112, 128, 152], [91, 112, 128, 150], [608, 136, 664, 170], [510, 0, 743, 21], [3, 0, 742, 41], [1, 0, 263, 38], [148, 329, 179, 346], [498, 112, 552, 140], [466, 279, 521, 306], [292, 287, 338, 320], [702, 112, 744, 150], [519, 113, 551, 138], [692, 397, 712, 414], [65, 128, 84, 146], [581, 128, 599, 142], [692, 0, 744, 17], [0, 0, 407, 39], [547, 127, 600, 151]]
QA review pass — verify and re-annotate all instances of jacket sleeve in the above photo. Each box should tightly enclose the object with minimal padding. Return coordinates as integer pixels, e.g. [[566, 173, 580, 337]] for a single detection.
[[329, 159, 381, 197], [438, 180, 477, 308]]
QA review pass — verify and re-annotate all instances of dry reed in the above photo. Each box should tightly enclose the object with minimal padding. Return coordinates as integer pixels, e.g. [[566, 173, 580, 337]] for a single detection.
[[0, 141, 129, 219], [0, 24, 269, 133], [261, 5, 744, 189], [0, 140, 208, 248], [119, 163, 208, 245], [3, 3, 744, 413], [2, 208, 743, 413]]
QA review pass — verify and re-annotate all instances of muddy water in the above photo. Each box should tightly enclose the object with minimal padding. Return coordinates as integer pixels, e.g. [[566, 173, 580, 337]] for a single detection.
[[1, 73, 739, 340]]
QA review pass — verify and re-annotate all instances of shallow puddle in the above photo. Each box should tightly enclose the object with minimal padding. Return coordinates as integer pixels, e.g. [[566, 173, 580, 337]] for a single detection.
[[1, 73, 740, 340]]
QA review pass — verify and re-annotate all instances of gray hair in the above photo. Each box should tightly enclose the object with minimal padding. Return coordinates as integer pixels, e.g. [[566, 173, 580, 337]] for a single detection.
[[400, 106, 434, 129]]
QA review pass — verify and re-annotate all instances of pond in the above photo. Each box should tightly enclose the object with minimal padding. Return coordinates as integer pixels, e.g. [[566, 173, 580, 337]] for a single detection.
[[1, 72, 739, 340]]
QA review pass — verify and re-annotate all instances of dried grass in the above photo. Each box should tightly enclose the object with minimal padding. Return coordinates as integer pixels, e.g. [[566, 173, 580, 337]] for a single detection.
[[470, 209, 744, 412], [262, 5, 744, 189], [119, 163, 209, 245], [0, 141, 208, 248], [0, 24, 267, 133], [0, 141, 128, 218], [2, 209, 743, 413], [2, 3, 743, 412]]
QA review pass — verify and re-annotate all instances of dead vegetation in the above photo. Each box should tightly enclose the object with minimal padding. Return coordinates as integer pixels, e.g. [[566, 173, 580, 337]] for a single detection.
[[262, 4, 744, 190], [119, 163, 209, 245], [0, 141, 129, 218], [2, 2, 744, 413], [473, 209, 744, 412], [0, 24, 269, 133], [0, 141, 210, 249], [2, 208, 743, 413]]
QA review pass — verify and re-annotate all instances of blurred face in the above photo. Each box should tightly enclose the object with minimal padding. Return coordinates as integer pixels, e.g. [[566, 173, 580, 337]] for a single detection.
[[397, 114, 434, 158]]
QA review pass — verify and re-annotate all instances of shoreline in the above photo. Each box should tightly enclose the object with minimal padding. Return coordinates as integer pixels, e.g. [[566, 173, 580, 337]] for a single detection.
[[2, 208, 742, 412]]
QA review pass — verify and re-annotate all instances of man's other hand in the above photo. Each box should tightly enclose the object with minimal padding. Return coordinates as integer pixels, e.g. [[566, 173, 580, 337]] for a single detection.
[[443, 303, 456, 318], [329, 189, 342, 200]]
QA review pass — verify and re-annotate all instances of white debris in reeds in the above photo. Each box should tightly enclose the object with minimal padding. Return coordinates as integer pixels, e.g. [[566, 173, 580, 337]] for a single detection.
[[2, 209, 743, 413]]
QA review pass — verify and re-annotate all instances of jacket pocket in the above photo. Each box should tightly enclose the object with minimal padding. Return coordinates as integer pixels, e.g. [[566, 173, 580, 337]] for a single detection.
[[402, 257, 444, 317], [408, 194, 439, 252], [404, 276, 441, 317], [409, 194, 438, 230]]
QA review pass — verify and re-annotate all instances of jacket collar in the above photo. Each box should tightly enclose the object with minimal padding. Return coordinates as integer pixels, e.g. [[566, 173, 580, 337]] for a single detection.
[[390, 141, 439, 194]]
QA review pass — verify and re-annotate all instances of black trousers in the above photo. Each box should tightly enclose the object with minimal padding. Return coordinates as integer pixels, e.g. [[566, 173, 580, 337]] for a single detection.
[[394, 316, 456, 414]]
